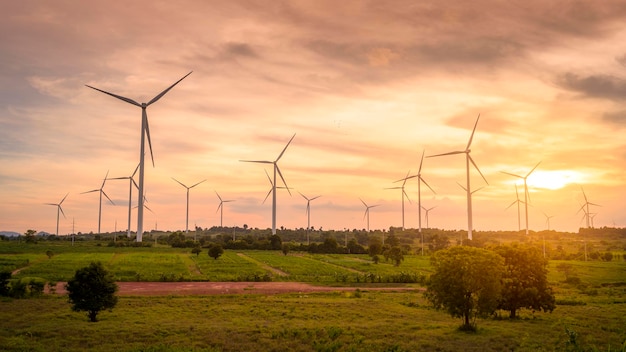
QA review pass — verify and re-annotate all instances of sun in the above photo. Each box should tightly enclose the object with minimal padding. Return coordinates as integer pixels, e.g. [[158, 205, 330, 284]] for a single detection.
[[526, 170, 583, 190]]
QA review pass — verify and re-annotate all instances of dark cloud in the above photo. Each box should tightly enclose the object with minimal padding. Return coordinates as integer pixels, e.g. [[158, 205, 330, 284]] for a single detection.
[[602, 110, 626, 127], [557, 73, 626, 101]]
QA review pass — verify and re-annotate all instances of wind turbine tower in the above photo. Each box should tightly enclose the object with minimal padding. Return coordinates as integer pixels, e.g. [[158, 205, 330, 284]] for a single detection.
[[502, 162, 540, 235], [386, 170, 412, 230], [82, 171, 115, 234], [240, 134, 295, 235], [427, 115, 488, 240], [299, 192, 321, 244], [86, 71, 192, 242], [45, 193, 68, 236], [578, 187, 601, 228], [421, 205, 437, 229], [505, 184, 524, 232], [172, 178, 206, 233]]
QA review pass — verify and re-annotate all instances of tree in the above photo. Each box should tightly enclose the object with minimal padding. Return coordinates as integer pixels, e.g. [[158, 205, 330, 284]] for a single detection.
[[191, 246, 202, 256], [386, 246, 404, 266], [208, 244, 224, 260], [425, 246, 504, 331], [281, 243, 290, 256], [24, 229, 37, 244], [368, 237, 383, 257], [269, 234, 282, 250], [66, 262, 118, 322], [46, 250, 54, 259], [493, 244, 556, 318]]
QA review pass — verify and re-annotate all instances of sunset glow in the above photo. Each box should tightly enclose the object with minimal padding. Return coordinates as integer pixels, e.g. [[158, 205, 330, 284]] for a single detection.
[[1, 1, 625, 236]]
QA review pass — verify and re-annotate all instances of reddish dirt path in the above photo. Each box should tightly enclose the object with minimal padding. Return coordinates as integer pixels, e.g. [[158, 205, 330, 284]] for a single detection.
[[51, 282, 418, 296]]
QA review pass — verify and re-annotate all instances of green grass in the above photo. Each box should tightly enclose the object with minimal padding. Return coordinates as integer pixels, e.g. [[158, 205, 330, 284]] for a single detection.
[[1, 291, 625, 351]]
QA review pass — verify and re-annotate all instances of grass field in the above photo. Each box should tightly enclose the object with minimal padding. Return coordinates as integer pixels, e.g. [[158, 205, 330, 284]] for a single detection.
[[1, 241, 625, 351]]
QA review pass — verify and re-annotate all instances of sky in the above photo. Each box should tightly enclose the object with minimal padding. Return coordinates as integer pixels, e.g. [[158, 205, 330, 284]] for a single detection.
[[1, 1, 625, 236]]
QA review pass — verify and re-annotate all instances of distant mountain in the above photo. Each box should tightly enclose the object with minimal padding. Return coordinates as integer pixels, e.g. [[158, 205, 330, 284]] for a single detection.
[[0, 231, 21, 237]]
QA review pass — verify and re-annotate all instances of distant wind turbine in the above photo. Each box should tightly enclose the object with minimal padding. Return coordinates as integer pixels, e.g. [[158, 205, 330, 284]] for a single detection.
[[427, 115, 487, 240], [299, 192, 321, 244], [501, 161, 540, 235], [262, 169, 292, 204], [505, 184, 525, 232], [360, 198, 379, 232], [108, 163, 140, 238], [172, 178, 206, 233], [541, 211, 554, 231], [240, 134, 295, 235], [82, 171, 115, 234], [86, 71, 192, 242], [578, 187, 601, 228], [386, 170, 412, 230], [215, 191, 235, 228], [421, 205, 437, 229], [45, 193, 68, 236]]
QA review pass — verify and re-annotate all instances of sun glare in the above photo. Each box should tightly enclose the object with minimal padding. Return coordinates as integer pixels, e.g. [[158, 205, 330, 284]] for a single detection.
[[526, 170, 583, 190]]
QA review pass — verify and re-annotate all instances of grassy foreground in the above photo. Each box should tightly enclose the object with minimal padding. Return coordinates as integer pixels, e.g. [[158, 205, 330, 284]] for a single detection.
[[1, 290, 625, 352]]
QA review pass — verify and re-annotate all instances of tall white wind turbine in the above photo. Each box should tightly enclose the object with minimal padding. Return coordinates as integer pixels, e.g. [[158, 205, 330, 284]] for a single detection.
[[505, 184, 524, 232], [45, 193, 68, 236], [427, 115, 488, 240], [108, 163, 139, 238], [82, 171, 115, 234], [501, 161, 540, 235], [360, 198, 379, 232], [172, 178, 206, 233], [86, 71, 192, 242], [215, 191, 235, 228], [240, 134, 295, 235], [386, 170, 412, 230], [299, 192, 321, 244]]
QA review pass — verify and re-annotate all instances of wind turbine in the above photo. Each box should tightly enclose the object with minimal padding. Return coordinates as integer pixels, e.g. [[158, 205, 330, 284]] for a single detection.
[[421, 205, 437, 229], [505, 184, 524, 232], [240, 134, 295, 235], [172, 178, 206, 233], [108, 163, 140, 238], [427, 115, 487, 240], [399, 150, 436, 233], [86, 71, 192, 242], [82, 171, 115, 234], [215, 191, 235, 228], [360, 198, 379, 232], [45, 193, 68, 236], [578, 187, 601, 228], [501, 161, 540, 235], [386, 170, 412, 230], [542, 211, 554, 231], [299, 192, 321, 244], [540, 211, 554, 258]]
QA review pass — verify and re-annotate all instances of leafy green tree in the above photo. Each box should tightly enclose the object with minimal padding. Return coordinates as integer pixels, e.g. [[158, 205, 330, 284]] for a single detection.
[[368, 237, 383, 257], [425, 246, 504, 330], [281, 243, 290, 256], [191, 246, 202, 256], [493, 244, 556, 318], [386, 246, 404, 266], [66, 262, 118, 322], [46, 250, 54, 259], [24, 229, 37, 244], [208, 244, 224, 260], [269, 235, 282, 250]]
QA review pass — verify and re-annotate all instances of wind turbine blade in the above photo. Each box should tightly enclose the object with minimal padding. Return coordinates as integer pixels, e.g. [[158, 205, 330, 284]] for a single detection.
[[264, 169, 274, 186], [501, 171, 523, 179], [310, 196, 321, 201], [526, 161, 541, 178], [190, 179, 206, 188], [240, 160, 273, 164], [143, 204, 155, 214], [102, 191, 115, 205], [276, 133, 296, 161], [59, 206, 67, 219], [81, 189, 99, 194], [466, 113, 480, 150], [172, 178, 187, 188], [101, 170, 110, 188], [427, 151, 465, 158], [505, 200, 517, 210], [471, 186, 484, 194], [418, 149, 425, 173], [85, 85, 141, 107], [109, 176, 130, 180], [45, 203, 57, 206], [131, 178, 139, 189], [215, 191, 223, 202], [468, 155, 488, 185], [143, 110, 155, 167], [132, 163, 140, 177], [360, 198, 367, 207], [298, 192, 309, 201], [402, 170, 411, 187], [394, 175, 417, 183], [385, 187, 402, 190], [580, 186, 588, 202], [370, 204, 380, 208], [276, 165, 291, 196], [216, 203, 223, 213], [263, 188, 272, 204], [456, 182, 467, 192], [147, 71, 193, 106], [363, 209, 368, 220], [403, 189, 412, 203], [60, 193, 69, 205], [420, 177, 436, 194], [589, 202, 602, 207]]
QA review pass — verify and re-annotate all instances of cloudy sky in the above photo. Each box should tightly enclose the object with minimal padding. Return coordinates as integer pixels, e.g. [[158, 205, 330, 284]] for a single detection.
[[1, 1, 625, 236]]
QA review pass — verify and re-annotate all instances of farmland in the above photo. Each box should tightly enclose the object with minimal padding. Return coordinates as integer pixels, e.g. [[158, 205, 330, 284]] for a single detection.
[[1, 239, 625, 351]]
